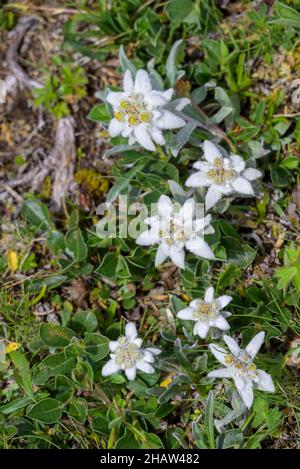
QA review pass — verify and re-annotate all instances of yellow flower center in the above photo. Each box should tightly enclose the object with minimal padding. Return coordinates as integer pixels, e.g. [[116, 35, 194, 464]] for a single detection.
[[116, 95, 153, 127], [193, 301, 218, 320], [225, 353, 233, 365], [119, 100, 130, 110], [225, 351, 258, 378], [159, 218, 188, 246], [128, 114, 139, 126], [114, 111, 125, 122], [213, 158, 223, 167], [114, 337, 141, 369], [140, 112, 151, 123], [206, 159, 237, 185], [247, 363, 257, 372]]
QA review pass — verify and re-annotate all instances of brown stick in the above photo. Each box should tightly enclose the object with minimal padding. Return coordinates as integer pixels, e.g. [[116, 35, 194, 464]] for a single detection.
[[4, 16, 76, 210], [51, 117, 76, 210], [5, 15, 42, 92]]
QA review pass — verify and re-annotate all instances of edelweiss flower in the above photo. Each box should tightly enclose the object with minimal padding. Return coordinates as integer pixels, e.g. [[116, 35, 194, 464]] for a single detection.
[[185, 140, 262, 210], [106, 69, 189, 151], [177, 286, 232, 338], [102, 322, 161, 381], [136, 195, 215, 269], [208, 332, 275, 408]]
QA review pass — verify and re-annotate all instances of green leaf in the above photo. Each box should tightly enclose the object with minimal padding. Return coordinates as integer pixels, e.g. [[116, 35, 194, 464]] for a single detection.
[[170, 122, 196, 157], [119, 45, 137, 76], [40, 323, 74, 347], [104, 143, 141, 158], [251, 100, 266, 125], [10, 352, 34, 400], [106, 162, 145, 205], [270, 165, 290, 188], [223, 237, 256, 268], [205, 391, 215, 449], [27, 398, 62, 424], [108, 416, 123, 430], [68, 398, 87, 424], [252, 396, 267, 428], [210, 106, 233, 124], [265, 407, 283, 433], [0, 396, 35, 416], [72, 360, 94, 389], [96, 252, 119, 278], [271, 1, 300, 28], [68, 208, 79, 229], [116, 255, 131, 279], [65, 228, 88, 262], [92, 415, 109, 435], [127, 247, 152, 269], [281, 156, 299, 170], [21, 200, 53, 231], [84, 333, 110, 362], [216, 429, 243, 448], [166, 427, 186, 449], [203, 39, 226, 64], [168, 179, 186, 198], [219, 220, 238, 241], [275, 266, 297, 290], [246, 286, 268, 303], [25, 275, 68, 294], [165, 0, 194, 22], [116, 429, 139, 449], [47, 230, 66, 254], [72, 311, 98, 333], [217, 264, 239, 291], [33, 353, 76, 385], [154, 403, 175, 419], [141, 432, 164, 449], [191, 85, 209, 104], [108, 373, 126, 384], [165, 39, 184, 86], [170, 295, 187, 314], [192, 422, 208, 449], [87, 103, 111, 123], [3, 424, 17, 439]]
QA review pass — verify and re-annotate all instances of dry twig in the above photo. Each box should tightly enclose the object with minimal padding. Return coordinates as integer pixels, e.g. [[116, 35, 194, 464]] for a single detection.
[[51, 117, 76, 210], [3, 16, 76, 210], [5, 15, 42, 95]]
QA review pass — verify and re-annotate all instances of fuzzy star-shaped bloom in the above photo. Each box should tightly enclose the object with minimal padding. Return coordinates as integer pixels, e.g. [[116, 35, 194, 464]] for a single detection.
[[136, 195, 215, 269], [208, 332, 275, 408], [177, 286, 232, 338], [106, 69, 189, 151], [185, 140, 262, 210], [102, 322, 161, 381]]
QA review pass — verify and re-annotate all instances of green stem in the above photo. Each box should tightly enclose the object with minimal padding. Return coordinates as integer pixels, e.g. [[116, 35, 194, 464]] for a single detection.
[[156, 145, 169, 160]]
